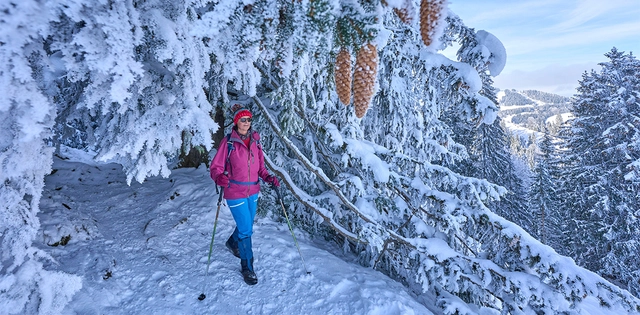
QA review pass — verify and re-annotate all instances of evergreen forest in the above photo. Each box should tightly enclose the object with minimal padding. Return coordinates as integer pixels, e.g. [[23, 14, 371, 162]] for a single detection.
[[1, 0, 639, 314]]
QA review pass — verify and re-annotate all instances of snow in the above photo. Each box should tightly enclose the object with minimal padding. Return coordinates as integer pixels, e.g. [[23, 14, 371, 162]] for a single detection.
[[34, 147, 432, 314], [545, 112, 573, 125], [344, 138, 390, 183], [475, 30, 506, 77], [501, 113, 538, 140], [500, 104, 535, 111]]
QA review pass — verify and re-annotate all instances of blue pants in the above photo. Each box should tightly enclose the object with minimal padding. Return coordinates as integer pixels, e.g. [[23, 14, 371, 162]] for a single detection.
[[226, 193, 259, 260]]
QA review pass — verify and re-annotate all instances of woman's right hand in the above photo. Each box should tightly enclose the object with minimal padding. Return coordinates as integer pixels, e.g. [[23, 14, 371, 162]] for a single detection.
[[215, 173, 229, 187]]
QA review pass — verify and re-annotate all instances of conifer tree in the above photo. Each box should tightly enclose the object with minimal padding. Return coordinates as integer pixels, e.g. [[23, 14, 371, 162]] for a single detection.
[[448, 21, 532, 234], [1, 1, 83, 312], [557, 48, 640, 295], [529, 130, 558, 244]]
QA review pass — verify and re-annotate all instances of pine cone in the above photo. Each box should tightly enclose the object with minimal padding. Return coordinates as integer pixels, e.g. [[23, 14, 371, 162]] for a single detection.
[[353, 43, 378, 118], [334, 48, 352, 106], [394, 0, 415, 24], [420, 0, 445, 47]]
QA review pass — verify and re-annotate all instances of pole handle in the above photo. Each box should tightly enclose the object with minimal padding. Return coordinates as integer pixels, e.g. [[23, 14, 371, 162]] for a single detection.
[[217, 187, 225, 204], [274, 186, 282, 201]]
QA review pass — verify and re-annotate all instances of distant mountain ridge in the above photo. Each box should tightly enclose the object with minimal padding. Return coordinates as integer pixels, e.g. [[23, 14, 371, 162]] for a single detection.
[[498, 89, 571, 130], [498, 89, 570, 108]]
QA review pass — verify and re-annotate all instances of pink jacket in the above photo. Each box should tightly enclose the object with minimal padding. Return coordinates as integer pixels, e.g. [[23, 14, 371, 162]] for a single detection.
[[210, 129, 271, 200]]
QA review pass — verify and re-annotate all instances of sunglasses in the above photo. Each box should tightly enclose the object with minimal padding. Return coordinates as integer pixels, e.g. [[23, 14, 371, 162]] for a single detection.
[[239, 118, 252, 123]]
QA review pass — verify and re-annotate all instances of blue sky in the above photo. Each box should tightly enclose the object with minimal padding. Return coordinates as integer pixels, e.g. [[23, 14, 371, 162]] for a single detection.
[[443, 0, 640, 96]]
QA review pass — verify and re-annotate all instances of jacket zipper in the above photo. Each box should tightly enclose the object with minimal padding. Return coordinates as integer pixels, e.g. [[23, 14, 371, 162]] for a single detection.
[[247, 139, 252, 197]]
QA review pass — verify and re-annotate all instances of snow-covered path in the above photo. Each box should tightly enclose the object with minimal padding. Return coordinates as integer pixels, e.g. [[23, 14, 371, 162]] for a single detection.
[[37, 148, 432, 315]]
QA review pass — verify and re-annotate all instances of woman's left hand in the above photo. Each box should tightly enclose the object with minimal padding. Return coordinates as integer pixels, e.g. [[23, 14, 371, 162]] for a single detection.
[[265, 175, 280, 187]]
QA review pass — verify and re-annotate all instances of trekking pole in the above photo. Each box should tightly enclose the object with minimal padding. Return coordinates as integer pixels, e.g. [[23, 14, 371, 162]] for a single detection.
[[198, 188, 224, 301], [275, 186, 310, 275]]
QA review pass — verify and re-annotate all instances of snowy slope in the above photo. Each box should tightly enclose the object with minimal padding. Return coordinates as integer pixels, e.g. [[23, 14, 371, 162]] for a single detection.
[[497, 89, 571, 145], [36, 147, 432, 315]]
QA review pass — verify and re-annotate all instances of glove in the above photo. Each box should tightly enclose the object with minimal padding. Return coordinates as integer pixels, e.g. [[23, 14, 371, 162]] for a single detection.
[[215, 173, 229, 187], [265, 175, 280, 187]]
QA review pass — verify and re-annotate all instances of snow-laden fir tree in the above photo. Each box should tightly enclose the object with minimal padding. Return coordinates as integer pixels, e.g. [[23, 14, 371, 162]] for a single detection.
[[445, 21, 533, 235], [2, 0, 217, 312], [556, 47, 640, 295], [468, 115, 533, 235], [50, 0, 218, 184], [245, 7, 640, 313], [528, 130, 559, 244], [0, 1, 83, 313]]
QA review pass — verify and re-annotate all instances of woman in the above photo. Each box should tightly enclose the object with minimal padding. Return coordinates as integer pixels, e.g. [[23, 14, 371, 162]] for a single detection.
[[209, 104, 279, 285]]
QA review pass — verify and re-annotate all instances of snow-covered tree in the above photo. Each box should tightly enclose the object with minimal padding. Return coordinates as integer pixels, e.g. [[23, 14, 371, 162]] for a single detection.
[[557, 47, 640, 295], [49, 0, 218, 184], [446, 22, 532, 234], [1, 1, 82, 313], [249, 9, 640, 314], [473, 116, 533, 234], [529, 130, 559, 244]]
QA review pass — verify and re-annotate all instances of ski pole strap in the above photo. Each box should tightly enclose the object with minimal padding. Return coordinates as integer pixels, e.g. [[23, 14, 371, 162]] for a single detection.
[[229, 179, 259, 185]]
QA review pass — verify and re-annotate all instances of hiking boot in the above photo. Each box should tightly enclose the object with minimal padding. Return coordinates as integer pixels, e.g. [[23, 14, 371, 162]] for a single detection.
[[241, 258, 258, 285], [226, 235, 240, 258]]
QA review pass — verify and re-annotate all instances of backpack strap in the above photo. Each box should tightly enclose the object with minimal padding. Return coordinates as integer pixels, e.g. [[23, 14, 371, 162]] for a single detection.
[[216, 134, 234, 194], [251, 131, 263, 153], [224, 133, 234, 176]]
